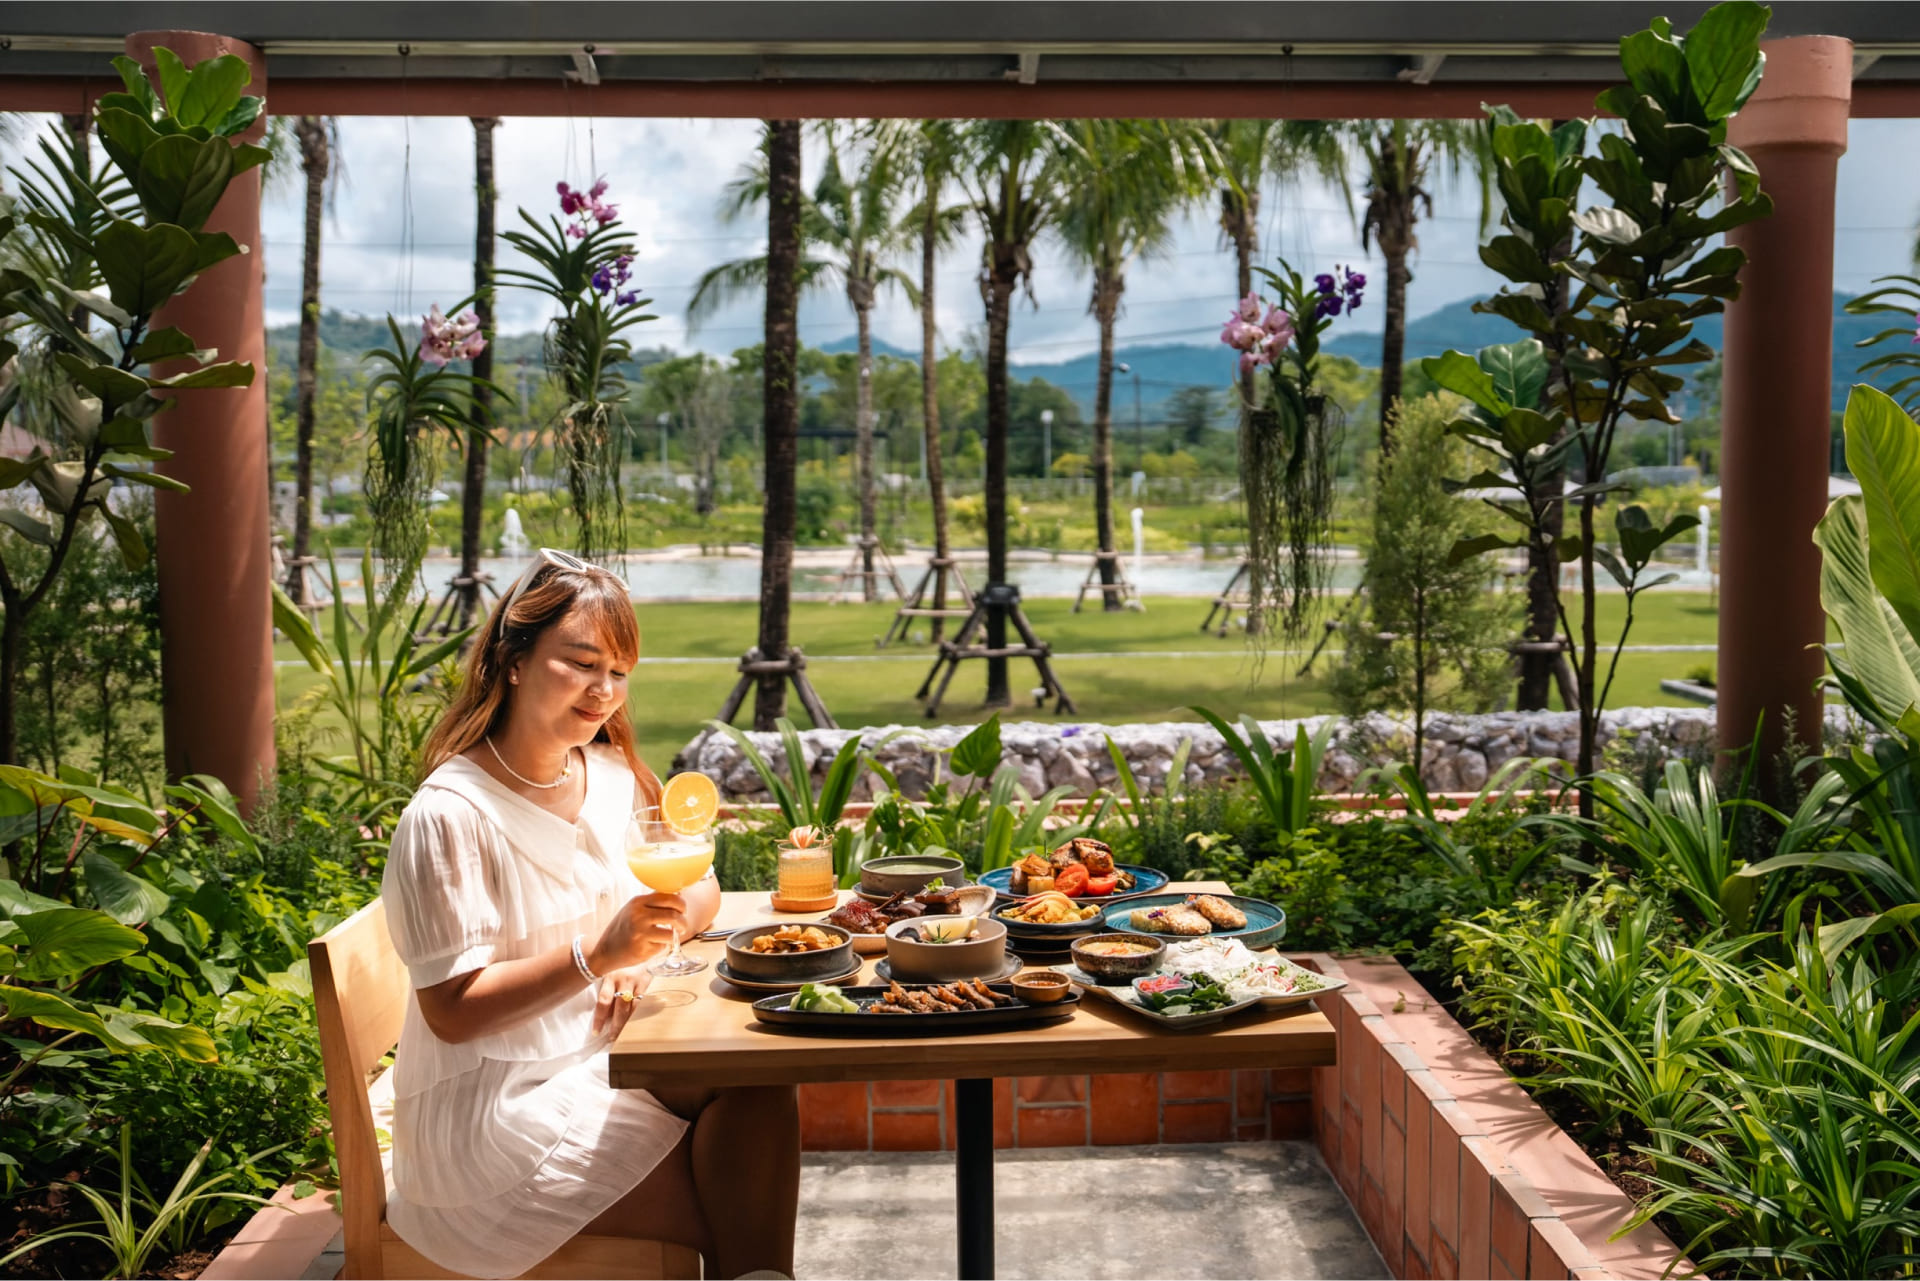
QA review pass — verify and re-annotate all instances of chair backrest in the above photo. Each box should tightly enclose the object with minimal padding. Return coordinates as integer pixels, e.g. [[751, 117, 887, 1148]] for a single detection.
[[310, 898, 409, 1267]]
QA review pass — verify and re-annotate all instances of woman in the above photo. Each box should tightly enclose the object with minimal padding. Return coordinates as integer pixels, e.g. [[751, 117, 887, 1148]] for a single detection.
[[380, 550, 800, 1280]]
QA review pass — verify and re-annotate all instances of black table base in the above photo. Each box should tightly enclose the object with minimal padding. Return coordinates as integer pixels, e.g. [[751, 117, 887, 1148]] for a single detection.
[[954, 1077, 994, 1279]]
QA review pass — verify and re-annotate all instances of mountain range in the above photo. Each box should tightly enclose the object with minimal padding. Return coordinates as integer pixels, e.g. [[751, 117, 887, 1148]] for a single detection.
[[271, 294, 1898, 419]]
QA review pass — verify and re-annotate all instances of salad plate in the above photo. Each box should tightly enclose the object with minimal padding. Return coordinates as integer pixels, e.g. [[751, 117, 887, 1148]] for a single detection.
[[1049, 939, 1342, 1028]]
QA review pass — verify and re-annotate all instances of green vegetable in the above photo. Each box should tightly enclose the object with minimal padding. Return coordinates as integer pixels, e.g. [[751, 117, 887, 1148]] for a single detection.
[[791, 983, 859, 1014], [1137, 975, 1237, 1016]]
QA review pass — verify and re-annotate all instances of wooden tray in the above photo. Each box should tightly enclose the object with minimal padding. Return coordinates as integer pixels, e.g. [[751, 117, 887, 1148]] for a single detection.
[[751, 983, 1080, 1035]]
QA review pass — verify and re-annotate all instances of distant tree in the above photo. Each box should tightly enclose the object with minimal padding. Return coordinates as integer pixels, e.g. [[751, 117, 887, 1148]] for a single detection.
[[1352, 120, 1491, 453], [458, 116, 500, 629], [640, 354, 737, 515], [1165, 386, 1220, 448], [1056, 119, 1215, 608], [1333, 396, 1517, 776], [289, 116, 342, 605]]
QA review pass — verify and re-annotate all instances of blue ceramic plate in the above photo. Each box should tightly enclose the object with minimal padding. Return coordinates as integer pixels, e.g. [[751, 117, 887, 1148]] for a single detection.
[[1101, 893, 1287, 950], [978, 863, 1170, 903]]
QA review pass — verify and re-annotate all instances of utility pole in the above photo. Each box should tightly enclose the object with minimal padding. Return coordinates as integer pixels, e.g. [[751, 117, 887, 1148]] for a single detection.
[[1133, 368, 1144, 470], [1040, 408, 1053, 480]]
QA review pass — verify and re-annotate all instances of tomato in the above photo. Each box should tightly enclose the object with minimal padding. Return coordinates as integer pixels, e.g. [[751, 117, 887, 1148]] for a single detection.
[[1054, 865, 1090, 897], [1085, 874, 1119, 897]]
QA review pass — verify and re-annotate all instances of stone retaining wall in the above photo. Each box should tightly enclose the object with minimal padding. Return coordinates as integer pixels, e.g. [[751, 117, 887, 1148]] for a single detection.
[[675, 706, 1858, 802]]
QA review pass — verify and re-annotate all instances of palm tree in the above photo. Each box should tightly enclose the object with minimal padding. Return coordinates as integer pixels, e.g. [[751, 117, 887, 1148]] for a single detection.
[[898, 119, 969, 637], [1055, 120, 1215, 609], [954, 121, 1069, 704], [756, 120, 803, 730], [1356, 120, 1490, 454], [457, 117, 500, 630], [289, 117, 342, 606], [690, 132, 916, 600]]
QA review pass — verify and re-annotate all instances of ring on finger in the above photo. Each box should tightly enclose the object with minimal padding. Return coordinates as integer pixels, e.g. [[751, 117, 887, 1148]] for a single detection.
[[617, 990, 635, 1002]]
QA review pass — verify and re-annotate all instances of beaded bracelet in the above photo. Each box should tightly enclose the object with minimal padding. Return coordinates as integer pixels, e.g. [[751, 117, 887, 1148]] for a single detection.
[[571, 934, 599, 986]]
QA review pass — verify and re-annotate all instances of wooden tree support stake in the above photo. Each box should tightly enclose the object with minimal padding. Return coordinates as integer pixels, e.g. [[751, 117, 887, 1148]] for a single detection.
[[880, 555, 977, 647], [914, 583, 1076, 717], [828, 535, 908, 605], [1200, 559, 1256, 637], [420, 571, 497, 638], [1071, 550, 1144, 613], [715, 645, 837, 729]]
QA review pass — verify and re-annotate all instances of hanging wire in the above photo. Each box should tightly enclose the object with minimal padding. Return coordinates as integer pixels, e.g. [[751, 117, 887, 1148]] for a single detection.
[[395, 43, 416, 314]]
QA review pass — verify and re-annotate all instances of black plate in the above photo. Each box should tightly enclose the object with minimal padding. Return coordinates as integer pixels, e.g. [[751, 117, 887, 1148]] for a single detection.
[[714, 959, 864, 994], [751, 983, 1080, 1034]]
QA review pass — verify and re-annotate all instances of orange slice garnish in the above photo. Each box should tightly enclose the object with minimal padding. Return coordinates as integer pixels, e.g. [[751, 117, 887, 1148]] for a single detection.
[[661, 771, 720, 836]]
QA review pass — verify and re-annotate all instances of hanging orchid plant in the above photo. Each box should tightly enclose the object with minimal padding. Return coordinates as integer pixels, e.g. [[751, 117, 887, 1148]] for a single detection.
[[500, 178, 656, 561], [1221, 259, 1363, 639], [362, 303, 500, 615]]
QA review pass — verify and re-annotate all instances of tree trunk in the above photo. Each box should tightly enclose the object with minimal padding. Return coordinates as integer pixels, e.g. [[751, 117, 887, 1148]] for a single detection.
[[459, 117, 499, 630], [290, 117, 328, 606], [983, 244, 1018, 707], [1518, 237, 1571, 710], [1091, 265, 1122, 608], [1228, 185, 1262, 634], [920, 185, 951, 641], [0, 615, 20, 767], [755, 120, 803, 730], [853, 286, 878, 601], [1577, 493, 1598, 819], [1378, 234, 1411, 456]]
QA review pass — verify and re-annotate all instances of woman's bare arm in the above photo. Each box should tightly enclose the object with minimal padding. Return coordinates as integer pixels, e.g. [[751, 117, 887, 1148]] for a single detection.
[[415, 893, 686, 1044]]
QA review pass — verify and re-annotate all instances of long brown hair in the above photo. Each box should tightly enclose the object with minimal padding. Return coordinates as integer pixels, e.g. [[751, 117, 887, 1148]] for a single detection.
[[419, 560, 661, 811]]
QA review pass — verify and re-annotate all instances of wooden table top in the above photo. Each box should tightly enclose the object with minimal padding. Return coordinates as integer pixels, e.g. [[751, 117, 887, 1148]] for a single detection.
[[608, 884, 1337, 1090]]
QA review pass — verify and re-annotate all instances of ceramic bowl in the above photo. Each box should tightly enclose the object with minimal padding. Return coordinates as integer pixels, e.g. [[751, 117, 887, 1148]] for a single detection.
[[1009, 970, 1072, 1005], [858, 854, 966, 897], [883, 915, 1009, 983], [723, 923, 855, 982], [1070, 932, 1167, 982]]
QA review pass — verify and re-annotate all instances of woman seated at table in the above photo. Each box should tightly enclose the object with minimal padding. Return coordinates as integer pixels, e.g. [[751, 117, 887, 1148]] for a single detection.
[[380, 549, 800, 1280]]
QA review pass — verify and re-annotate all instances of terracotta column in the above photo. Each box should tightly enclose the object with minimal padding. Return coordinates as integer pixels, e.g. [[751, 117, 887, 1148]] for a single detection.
[[1717, 36, 1851, 772], [127, 31, 276, 812]]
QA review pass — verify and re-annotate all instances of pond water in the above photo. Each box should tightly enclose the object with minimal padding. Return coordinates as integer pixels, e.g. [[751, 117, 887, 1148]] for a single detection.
[[312, 551, 1715, 604]]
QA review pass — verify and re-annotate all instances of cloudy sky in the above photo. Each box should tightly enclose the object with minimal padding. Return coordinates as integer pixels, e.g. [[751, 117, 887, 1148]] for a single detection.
[[10, 114, 1920, 365]]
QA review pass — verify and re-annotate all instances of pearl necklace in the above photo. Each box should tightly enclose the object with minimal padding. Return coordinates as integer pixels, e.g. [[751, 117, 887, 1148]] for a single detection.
[[486, 737, 575, 789]]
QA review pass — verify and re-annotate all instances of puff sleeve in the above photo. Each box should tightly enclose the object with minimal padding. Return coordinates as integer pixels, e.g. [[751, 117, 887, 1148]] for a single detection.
[[381, 789, 503, 988]]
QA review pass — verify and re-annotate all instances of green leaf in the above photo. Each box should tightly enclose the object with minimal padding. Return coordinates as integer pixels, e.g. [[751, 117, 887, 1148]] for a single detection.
[[271, 581, 334, 676], [101, 464, 188, 495], [950, 715, 1002, 780], [94, 220, 198, 315], [1477, 340, 1549, 411], [135, 134, 235, 233], [1843, 385, 1920, 647], [100, 508, 151, 571], [1449, 534, 1524, 565], [9, 907, 144, 981], [93, 105, 158, 178], [1421, 350, 1510, 414], [1683, 0, 1771, 119], [0, 509, 55, 548], [53, 353, 150, 414], [154, 47, 193, 116], [0, 983, 218, 1061], [1619, 26, 1694, 119], [167, 775, 259, 856], [1572, 207, 1645, 245], [80, 852, 171, 925], [128, 327, 204, 365], [1815, 493, 1920, 726], [1478, 235, 1556, 286], [172, 53, 252, 131], [150, 360, 253, 391], [0, 455, 46, 493], [109, 55, 159, 114]]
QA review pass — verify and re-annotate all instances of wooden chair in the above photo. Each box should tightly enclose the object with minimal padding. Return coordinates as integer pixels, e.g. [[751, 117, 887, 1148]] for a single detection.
[[310, 900, 704, 1280]]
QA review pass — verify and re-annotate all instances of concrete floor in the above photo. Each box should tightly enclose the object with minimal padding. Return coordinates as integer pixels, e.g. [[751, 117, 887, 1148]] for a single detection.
[[793, 1142, 1387, 1281]]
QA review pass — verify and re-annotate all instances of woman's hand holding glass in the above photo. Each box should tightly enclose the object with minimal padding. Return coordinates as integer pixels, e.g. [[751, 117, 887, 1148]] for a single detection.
[[588, 892, 690, 974]]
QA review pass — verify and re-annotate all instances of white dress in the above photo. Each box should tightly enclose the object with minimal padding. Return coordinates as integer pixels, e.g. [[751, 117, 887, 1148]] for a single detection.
[[379, 744, 688, 1280]]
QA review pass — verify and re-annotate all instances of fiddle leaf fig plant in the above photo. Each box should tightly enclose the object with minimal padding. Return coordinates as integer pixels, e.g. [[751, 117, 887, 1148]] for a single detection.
[[0, 48, 263, 765], [1424, 0, 1771, 804]]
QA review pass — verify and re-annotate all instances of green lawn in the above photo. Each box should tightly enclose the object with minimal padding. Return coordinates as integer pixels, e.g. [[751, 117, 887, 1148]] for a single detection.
[[276, 590, 1737, 773]]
